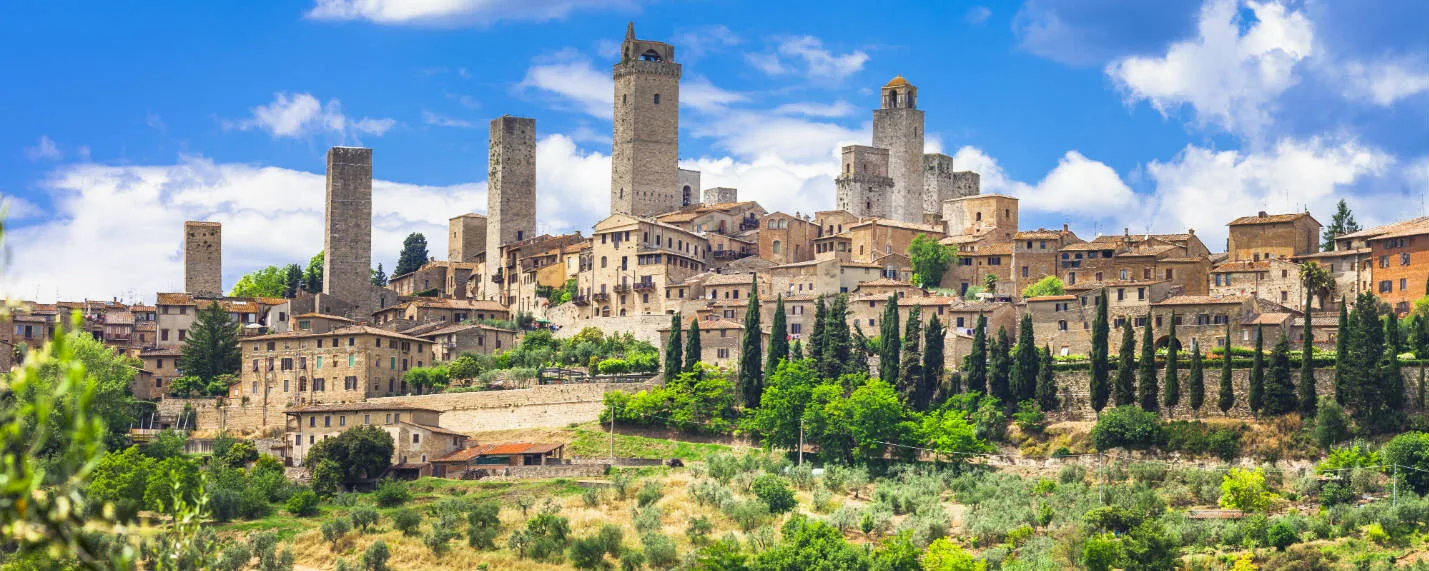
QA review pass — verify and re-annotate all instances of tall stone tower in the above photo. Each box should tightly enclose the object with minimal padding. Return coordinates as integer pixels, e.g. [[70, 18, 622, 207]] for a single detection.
[[485, 115, 537, 301], [611, 22, 681, 218], [448, 213, 487, 263], [871, 76, 925, 224], [322, 146, 372, 307], [183, 221, 222, 295], [835, 145, 893, 218]]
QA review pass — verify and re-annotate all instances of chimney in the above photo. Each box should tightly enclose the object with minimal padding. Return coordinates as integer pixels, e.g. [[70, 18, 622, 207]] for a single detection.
[[1063, 223, 1069, 232], [1258, 211, 1267, 218], [1188, 228, 1195, 235]]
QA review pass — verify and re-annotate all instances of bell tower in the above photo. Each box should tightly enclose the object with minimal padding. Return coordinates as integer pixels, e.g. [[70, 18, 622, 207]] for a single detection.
[[871, 76, 925, 223], [611, 23, 682, 217]]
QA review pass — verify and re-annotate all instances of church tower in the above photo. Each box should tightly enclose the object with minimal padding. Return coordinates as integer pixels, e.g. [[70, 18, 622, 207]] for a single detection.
[[611, 22, 682, 217], [871, 76, 925, 223]]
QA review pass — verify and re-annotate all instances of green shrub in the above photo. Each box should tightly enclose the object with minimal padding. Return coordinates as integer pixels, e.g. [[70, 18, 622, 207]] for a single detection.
[[361, 540, 390, 571], [350, 505, 378, 531], [373, 480, 410, 508], [285, 489, 319, 517], [597, 359, 630, 375], [634, 505, 663, 535], [393, 508, 422, 536], [641, 533, 678, 570], [1267, 519, 1298, 551], [751, 474, 797, 514], [686, 515, 714, 545], [1091, 406, 1162, 450], [636, 479, 663, 508], [723, 499, 770, 532], [1162, 421, 1241, 460]]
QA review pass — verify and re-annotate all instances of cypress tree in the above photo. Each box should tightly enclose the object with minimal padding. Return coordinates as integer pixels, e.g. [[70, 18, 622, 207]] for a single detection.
[[1036, 345, 1058, 412], [809, 297, 827, 366], [738, 276, 763, 408], [1137, 314, 1158, 411], [179, 301, 241, 382], [790, 339, 804, 360], [1089, 289, 1111, 414], [767, 296, 788, 374], [1219, 320, 1235, 415], [851, 322, 870, 376], [990, 327, 1012, 404], [920, 315, 946, 411], [283, 264, 303, 298], [897, 309, 924, 406], [1264, 333, 1296, 415], [684, 319, 702, 372], [1188, 343, 1205, 416], [1011, 313, 1039, 404], [879, 294, 901, 382], [1343, 293, 1386, 430], [821, 295, 852, 378], [1334, 298, 1349, 404], [1164, 313, 1180, 411], [1249, 324, 1266, 416], [966, 315, 988, 393], [370, 263, 388, 287], [1298, 290, 1318, 417], [1114, 319, 1137, 407], [664, 313, 683, 378], [1382, 313, 1407, 429]]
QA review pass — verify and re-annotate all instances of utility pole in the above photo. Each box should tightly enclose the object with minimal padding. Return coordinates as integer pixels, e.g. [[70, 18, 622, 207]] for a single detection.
[[798, 419, 804, 467], [1098, 452, 1105, 506], [1393, 465, 1398, 507], [609, 404, 617, 461]]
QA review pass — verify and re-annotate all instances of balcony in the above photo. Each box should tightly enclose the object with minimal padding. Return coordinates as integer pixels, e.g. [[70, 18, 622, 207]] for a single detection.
[[613, 283, 631, 294], [572, 295, 590, 306], [633, 282, 655, 292], [592, 292, 611, 302], [712, 249, 751, 260]]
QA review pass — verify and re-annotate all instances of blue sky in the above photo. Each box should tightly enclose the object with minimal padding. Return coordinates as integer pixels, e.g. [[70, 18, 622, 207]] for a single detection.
[[1, 0, 1426, 302]]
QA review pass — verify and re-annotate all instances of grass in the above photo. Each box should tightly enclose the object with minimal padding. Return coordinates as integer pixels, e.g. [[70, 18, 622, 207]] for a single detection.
[[567, 427, 734, 460]]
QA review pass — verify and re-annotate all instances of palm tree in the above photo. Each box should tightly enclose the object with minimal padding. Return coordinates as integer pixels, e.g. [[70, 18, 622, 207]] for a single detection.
[[1298, 261, 1335, 310]]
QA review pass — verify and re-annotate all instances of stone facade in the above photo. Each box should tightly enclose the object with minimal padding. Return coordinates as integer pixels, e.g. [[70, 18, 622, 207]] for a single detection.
[[836, 146, 895, 219], [183, 221, 222, 295], [1227, 212, 1322, 262], [678, 168, 701, 208], [944, 194, 1018, 240], [284, 403, 469, 467], [322, 147, 373, 313], [871, 77, 925, 223], [578, 214, 709, 318], [759, 212, 818, 265], [448, 213, 487, 264], [611, 23, 681, 217], [703, 186, 736, 204], [1210, 258, 1305, 307], [486, 116, 538, 303]]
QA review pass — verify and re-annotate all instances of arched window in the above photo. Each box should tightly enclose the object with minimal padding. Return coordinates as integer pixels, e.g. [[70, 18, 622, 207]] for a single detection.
[[682, 185, 692, 206], [601, 256, 608, 268], [640, 49, 662, 62]]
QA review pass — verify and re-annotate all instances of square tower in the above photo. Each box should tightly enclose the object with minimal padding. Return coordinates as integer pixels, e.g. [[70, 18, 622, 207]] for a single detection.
[[835, 145, 894, 219], [611, 22, 682, 217], [944, 194, 1018, 241], [183, 221, 222, 295], [703, 187, 738, 204], [871, 76, 925, 224], [678, 168, 701, 208], [448, 213, 487, 263], [322, 146, 373, 307]]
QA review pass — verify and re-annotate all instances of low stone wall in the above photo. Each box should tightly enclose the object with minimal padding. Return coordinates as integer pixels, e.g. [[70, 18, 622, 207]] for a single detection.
[[366, 381, 656, 433], [1050, 365, 1425, 421], [466, 463, 609, 480], [547, 307, 670, 346]]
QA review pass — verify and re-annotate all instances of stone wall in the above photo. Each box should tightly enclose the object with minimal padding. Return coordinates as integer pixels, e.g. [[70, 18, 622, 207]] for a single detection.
[[486, 116, 538, 303], [183, 221, 222, 295], [548, 309, 670, 346], [365, 381, 656, 433], [467, 463, 609, 480], [322, 147, 373, 313], [1049, 365, 1424, 421]]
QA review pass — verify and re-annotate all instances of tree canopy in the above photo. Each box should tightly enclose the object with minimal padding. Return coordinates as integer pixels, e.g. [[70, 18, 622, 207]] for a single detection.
[[230, 265, 287, 298], [394, 232, 430, 277], [1020, 275, 1065, 298], [179, 301, 241, 383], [907, 234, 955, 288]]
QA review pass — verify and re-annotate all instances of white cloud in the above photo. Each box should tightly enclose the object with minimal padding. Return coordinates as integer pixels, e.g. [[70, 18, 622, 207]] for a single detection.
[[1105, 0, 1313, 138], [747, 36, 869, 83], [305, 0, 634, 26], [421, 110, 482, 129], [224, 92, 396, 139], [951, 147, 1135, 217], [518, 50, 613, 119], [772, 101, 857, 118], [1, 193, 43, 219], [1340, 57, 1429, 106], [965, 6, 992, 25], [672, 25, 741, 60], [682, 77, 748, 112], [24, 136, 61, 161]]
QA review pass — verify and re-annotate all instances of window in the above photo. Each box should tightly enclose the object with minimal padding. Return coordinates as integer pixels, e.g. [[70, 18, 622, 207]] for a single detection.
[[1165, 269, 1174, 279], [339, 416, 346, 427], [1137, 288, 1145, 300], [1380, 255, 1389, 268], [1401, 278, 1408, 291], [1380, 280, 1393, 293], [653, 93, 660, 104], [1119, 269, 1129, 280], [1058, 320, 1068, 331], [413, 433, 421, 444], [1117, 289, 1125, 301], [1021, 266, 1029, 278], [309, 416, 316, 427], [1402, 253, 1411, 266], [791, 323, 802, 334], [161, 329, 169, 341], [716, 348, 730, 359]]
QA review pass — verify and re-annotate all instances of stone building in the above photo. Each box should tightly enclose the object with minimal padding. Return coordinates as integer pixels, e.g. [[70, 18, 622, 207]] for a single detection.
[[836, 145, 895, 219], [448, 213, 487, 264], [922, 154, 979, 226], [372, 298, 510, 328], [322, 147, 374, 314], [1362, 217, 1429, 316], [943, 194, 1019, 241], [1011, 227, 1083, 296], [577, 214, 710, 318], [1226, 211, 1322, 262], [284, 403, 469, 472], [678, 168, 702, 208], [155, 293, 263, 348], [1056, 231, 1211, 296], [657, 316, 744, 369], [759, 212, 818, 265], [414, 322, 518, 362], [137, 347, 183, 400], [1210, 258, 1306, 307], [703, 186, 736, 204], [389, 261, 452, 297], [485, 116, 538, 303], [847, 218, 944, 266], [184, 221, 222, 296], [871, 76, 924, 223], [611, 23, 682, 217]]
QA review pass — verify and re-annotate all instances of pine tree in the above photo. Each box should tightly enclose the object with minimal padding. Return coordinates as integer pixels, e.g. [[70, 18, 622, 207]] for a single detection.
[[1114, 319, 1137, 407], [919, 315, 945, 411], [990, 327, 1011, 404], [1343, 293, 1387, 430], [1263, 334, 1296, 415], [304, 251, 324, 293], [1334, 298, 1349, 404], [1321, 199, 1360, 252], [664, 313, 683, 379], [1089, 289, 1111, 414], [394, 232, 430, 277], [966, 315, 988, 393], [1011, 314, 1039, 404], [851, 322, 870, 376], [1188, 343, 1205, 416], [1218, 320, 1235, 415], [879, 294, 901, 382], [738, 276, 763, 409], [1164, 313, 1180, 411], [809, 297, 827, 366], [1249, 324, 1266, 416], [684, 319, 702, 372], [283, 264, 303, 298], [179, 301, 241, 382], [767, 296, 788, 374], [1035, 345, 1058, 412], [371, 263, 388, 287], [1137, 315, 1158, 412], [897, 310, 924, 406], [821, 295, 851, 378], [1298, 289, 1318, 417]]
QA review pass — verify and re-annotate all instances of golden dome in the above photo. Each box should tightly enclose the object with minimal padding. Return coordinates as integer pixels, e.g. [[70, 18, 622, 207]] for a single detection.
[[885, 75, 910, 88]]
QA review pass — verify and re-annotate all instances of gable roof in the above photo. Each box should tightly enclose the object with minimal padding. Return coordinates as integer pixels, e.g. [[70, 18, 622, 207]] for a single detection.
[[1228, 212, 1320, 226]]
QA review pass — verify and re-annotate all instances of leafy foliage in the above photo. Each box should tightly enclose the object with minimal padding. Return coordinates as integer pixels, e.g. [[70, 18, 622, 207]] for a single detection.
[[908, 234, 955, 288]]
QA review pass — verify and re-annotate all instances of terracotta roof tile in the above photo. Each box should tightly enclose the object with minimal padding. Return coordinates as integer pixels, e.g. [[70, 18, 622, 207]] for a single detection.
[[1228, 212, 1317, 226], [1152, 295, 1249, 306]]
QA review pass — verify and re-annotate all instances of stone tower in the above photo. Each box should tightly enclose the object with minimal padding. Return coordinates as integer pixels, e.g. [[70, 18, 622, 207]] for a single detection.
[[448, 213, 487, 263], [485, 115, 537, 301], [835, 145, 893, 218], [322, 146, 372, 307], [871, 76, 924, 223], [678, 168, 701, 208], [183, 221, 222, 295], [611, 22, 682, 218]]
